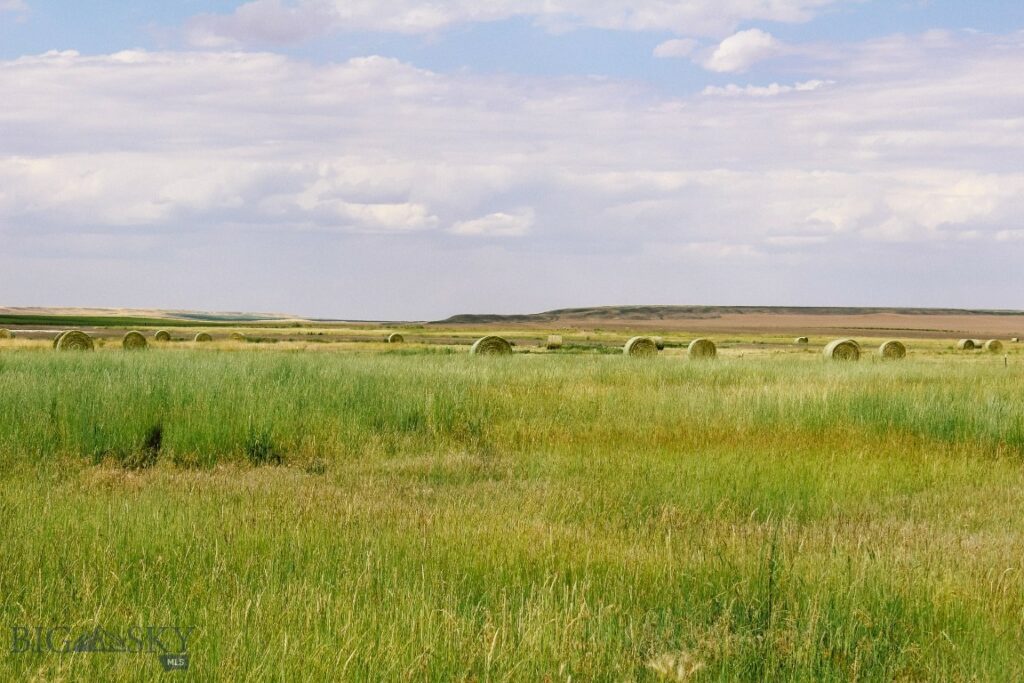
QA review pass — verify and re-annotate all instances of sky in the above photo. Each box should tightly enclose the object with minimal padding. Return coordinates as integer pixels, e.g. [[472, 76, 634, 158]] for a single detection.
[[1, 2, 1022, 320]]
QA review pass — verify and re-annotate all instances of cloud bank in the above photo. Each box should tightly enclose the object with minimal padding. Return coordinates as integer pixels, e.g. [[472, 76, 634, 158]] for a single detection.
[[2, 31, 1023, 317], [185, 0, 845, 46]]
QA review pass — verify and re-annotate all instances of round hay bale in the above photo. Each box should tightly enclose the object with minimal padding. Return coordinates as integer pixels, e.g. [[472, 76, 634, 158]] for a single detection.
[[956, 339, 976, 351], [653, 336, 665, 351], [57, 330, 95, 352], [1012, 337, 1020, 343], [52, 331, 67, 349], [688, 338, 717, 360], [879, 340, 906, 360], [470, 335, 513, 356], [795, 337, 809, 345], [984, 339, 1003, 354], [623, 336, 658, 357], [154, 330, 171, 342], [194, 332, 213, 343], [230, 332, 247, 342], [0, 328, 12, 340], [823, 338, 860, 361], [387, 333, 405, 344], [545, 334, 563, 350], [122, 331, 148, 351]]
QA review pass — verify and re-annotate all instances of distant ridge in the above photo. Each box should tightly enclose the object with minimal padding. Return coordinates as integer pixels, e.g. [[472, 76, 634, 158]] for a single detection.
[[437, 305, 1024, 325]]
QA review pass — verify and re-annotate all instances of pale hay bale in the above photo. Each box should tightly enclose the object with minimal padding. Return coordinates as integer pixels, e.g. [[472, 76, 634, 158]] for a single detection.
[[653, 336, 665, 351], [470, 335, 513, 356], [57, 330, 95, 352], [623, 336, 658, 357], [154, 330, 171, 342], [194, 332, 213, 343], [956, 339, 977, 351], [1012, 337, 1020, 343], [823, 338, 860, 361], [387, 333, 405, 344], [545, 334, 563, 350], [687, 338, 717, 359], [122, 331, 148, 351], [984, 339, 1003, 353], [0, 328, 12, 340], [53, 331, 67, 349], [230, 332, 247, 342], [879, 340, 907, 360], [795, 337, 809, 345]]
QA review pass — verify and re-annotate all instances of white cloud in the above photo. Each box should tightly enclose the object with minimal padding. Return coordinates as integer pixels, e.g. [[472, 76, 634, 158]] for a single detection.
[[0, 0, 28, 19], [185, 0, 846, 45], [764, 235, 829, 246], [703, 28, 782, 72], [450, 210, 534, 237], [653, 38, 698, 58], [702, 79, 831, 96], [3, 31, 1024, 316], [654, 241, 763, 260]]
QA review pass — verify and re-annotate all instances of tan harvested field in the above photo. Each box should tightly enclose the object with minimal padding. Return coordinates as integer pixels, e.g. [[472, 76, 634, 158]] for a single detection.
[[7, 305, 1024, 340], [439, 309, 1024, 339]]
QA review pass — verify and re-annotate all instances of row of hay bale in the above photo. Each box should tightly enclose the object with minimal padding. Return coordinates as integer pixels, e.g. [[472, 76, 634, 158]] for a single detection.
[[27, 328, 1018, 358], [821, 339, 905, 361], [622, 336, 904, 361], [49, 329, 226, 351], [378, 333, 1013, 359], [464, 334, 719, 358], [469, 336, 927, 361], [957, 339, 1003, 353]]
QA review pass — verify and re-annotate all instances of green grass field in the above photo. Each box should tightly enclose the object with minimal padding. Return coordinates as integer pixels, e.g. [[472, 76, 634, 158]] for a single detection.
[[1, 341, 1022, 680]]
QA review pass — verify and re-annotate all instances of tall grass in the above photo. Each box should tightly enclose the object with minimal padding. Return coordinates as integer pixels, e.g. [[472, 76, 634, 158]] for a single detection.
[[0, 351, 1020, 468], [0, 349, 1022, 680]]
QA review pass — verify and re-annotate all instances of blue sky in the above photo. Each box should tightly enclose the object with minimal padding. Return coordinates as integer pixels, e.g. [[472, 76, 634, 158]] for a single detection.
[[5, 2, 1023, 83], [1, 2, 1023, 318]]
